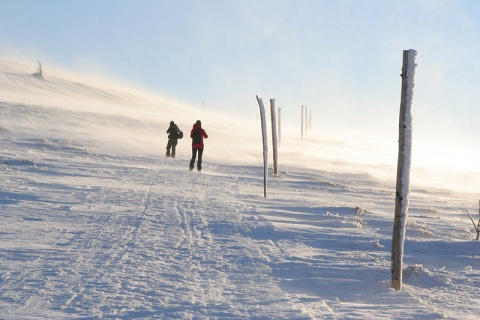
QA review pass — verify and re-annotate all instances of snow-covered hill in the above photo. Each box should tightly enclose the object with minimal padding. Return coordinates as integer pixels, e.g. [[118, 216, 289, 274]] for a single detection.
[[0, 60, 268, 164], [1, 60, 479, 319]]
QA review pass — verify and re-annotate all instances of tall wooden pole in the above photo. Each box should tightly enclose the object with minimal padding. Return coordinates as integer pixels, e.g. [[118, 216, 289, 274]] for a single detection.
[[270, 99, 279, 175], [256, 95, 268, 198], [391, 49, 417, 291]]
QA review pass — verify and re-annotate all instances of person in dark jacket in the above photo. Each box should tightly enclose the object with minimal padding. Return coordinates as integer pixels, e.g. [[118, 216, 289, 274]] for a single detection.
[[166, 120, 181, 158], [189, 120, 208, 171]]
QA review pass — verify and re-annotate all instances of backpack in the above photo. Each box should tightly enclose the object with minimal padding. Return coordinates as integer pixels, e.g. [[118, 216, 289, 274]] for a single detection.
[[192, 129, 202, 144], [177, 130, 183, 139]]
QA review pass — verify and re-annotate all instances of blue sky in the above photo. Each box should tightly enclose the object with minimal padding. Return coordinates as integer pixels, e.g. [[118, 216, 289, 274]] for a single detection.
[[1, 0, 480, 166]]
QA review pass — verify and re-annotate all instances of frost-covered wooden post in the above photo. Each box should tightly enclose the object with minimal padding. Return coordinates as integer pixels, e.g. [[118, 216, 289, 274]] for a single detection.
[[270, 99, 279, 175], [391, 49, 417, 291], [257, 95, 268, 198]]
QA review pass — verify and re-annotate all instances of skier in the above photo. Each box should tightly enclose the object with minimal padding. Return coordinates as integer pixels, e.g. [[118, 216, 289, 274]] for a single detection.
[[166, 121, 181, 158], [189, 120, 208, 171]]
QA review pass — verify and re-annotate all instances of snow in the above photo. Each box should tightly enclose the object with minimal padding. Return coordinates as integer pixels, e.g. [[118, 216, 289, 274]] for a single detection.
[[1, 60, 480, 319]]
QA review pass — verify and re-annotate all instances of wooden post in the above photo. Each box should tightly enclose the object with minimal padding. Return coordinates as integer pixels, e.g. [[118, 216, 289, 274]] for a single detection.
[[256, 95, 268, 198], [278, 107, 282, 145], [301, 105, 304, 140], [391, 49, 417, 291], [270, 99, 278, 175]]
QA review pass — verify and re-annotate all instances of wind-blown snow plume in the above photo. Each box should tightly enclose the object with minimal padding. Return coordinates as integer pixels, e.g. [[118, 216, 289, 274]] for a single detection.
[[0, 60, 263, 161], [2, 58, 477, 198]]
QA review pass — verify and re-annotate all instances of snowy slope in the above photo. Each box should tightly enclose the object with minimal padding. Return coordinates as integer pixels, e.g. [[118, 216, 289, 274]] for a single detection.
[[1, 60, 480, 319]]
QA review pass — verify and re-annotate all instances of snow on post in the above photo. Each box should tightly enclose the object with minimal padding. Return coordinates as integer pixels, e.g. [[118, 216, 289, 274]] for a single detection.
[[270, 99, 279, 175], [391, 49, 417, 291], [256, 95, 268, 198]]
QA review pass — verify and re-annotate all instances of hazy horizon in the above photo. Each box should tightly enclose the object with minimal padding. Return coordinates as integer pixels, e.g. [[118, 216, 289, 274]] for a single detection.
[[2, 58, 479, 200]]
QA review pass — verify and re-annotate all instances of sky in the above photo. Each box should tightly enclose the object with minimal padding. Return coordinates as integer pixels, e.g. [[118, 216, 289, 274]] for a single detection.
[[1, 0, 480, 174]]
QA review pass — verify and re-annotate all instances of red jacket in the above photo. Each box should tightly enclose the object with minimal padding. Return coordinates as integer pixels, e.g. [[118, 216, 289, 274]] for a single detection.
[[190, 123, 208, 148]]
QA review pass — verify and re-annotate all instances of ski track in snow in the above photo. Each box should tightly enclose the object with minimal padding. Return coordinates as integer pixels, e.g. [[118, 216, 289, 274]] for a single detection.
[[0, 137, 315, 319], [2, 134, 480, 319]]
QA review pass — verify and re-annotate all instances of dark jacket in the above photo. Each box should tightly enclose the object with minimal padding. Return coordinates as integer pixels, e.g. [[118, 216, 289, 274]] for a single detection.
[[167, 124, 180, 139], [190, 123, 208, 148]]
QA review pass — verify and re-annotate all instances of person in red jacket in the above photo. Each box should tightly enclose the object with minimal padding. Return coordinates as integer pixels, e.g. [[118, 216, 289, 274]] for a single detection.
[[189, 120, 208, 171]]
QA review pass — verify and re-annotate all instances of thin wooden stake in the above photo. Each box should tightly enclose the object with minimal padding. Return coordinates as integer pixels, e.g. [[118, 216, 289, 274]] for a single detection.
[[256, 95, 268, 198], [391, 49, 417, 291]]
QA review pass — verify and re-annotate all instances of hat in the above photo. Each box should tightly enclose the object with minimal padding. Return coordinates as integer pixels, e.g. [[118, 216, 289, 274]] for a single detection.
[[196, 120, 201, 125]]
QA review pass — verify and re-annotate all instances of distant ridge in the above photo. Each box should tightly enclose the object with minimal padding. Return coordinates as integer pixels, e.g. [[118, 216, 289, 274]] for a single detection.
[[0, 59, 194, 119]]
